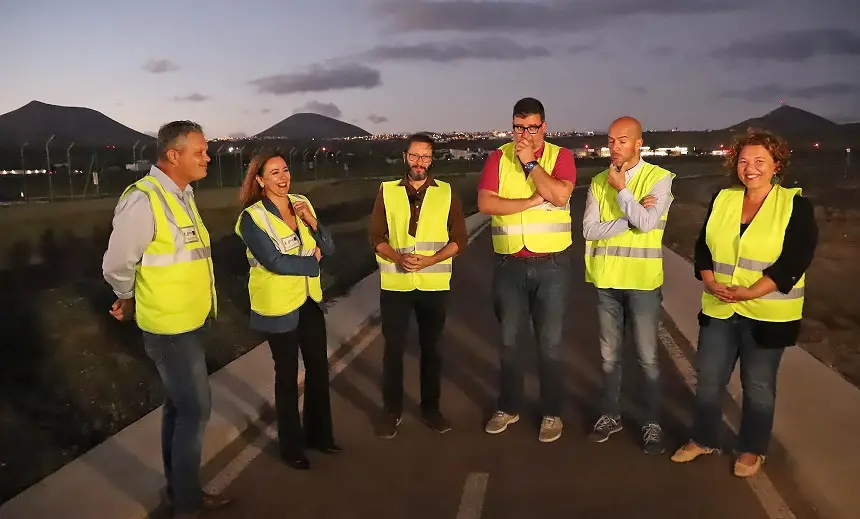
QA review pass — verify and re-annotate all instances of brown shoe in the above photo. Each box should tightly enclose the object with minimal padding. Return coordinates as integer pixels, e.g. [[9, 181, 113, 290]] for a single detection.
[[670, 441, 718, 463], [733, 453, 765, 478]]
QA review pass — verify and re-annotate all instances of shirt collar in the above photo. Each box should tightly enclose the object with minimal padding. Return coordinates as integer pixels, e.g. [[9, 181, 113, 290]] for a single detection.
[[625, 159, 645, 179], [149, 165, 194, 197], [399, 174, 438, 193]]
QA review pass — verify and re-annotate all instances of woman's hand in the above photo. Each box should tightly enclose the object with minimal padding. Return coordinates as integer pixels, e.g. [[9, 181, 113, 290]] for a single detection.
[[725, 285, 755, 302], [704, 278, 736, 303], [293, 201, 318, 230]]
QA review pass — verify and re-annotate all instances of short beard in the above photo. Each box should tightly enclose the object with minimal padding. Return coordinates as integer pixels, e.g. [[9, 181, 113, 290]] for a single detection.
[[407, 169, 427, 181]]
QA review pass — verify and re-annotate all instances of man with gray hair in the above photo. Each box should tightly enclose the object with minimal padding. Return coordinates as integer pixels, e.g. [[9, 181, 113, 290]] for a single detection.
[[102, 121, 230, 518]]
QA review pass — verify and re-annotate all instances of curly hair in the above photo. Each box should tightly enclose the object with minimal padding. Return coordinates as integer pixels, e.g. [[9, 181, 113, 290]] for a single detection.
[[724, 127, 791, 182]]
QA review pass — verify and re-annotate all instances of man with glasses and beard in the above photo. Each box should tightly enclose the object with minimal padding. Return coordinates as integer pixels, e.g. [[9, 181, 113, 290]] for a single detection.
[[479, 97, 576, 443], [369, 133, 468, 439]]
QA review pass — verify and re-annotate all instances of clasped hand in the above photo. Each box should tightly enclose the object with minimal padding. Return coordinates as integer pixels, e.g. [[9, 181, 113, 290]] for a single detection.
[[704, 280, 754, 303], [399, 253, 435, 272]]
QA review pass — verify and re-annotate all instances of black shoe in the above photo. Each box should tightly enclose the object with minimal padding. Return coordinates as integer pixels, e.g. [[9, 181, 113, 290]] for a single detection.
[[642, 422, 666, 455], [308, 442, 343, 454], [421, 410, 452, 434], [280, 451, 310, 470], [376, 411, 402, 439], [588, 414, 623, 443]]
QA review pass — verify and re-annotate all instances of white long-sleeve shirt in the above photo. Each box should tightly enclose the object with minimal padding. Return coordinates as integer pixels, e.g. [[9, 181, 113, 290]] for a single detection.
[[582, 160, 673, 241]]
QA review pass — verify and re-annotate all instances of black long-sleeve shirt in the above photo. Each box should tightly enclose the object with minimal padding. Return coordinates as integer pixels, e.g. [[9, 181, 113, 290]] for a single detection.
[[694, 190, 819, 347]]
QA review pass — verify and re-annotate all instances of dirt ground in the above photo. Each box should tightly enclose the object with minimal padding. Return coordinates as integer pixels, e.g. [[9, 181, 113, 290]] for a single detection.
[[663, 155, 860, 389]]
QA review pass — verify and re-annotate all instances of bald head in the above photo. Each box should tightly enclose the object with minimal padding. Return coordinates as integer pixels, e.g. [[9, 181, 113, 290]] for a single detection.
[[607, 116, 644, 168], [609, 116, 642, 140]]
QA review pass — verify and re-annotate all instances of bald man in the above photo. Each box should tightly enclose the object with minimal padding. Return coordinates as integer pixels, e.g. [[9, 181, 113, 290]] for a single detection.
[[582, 117, 675, 454]]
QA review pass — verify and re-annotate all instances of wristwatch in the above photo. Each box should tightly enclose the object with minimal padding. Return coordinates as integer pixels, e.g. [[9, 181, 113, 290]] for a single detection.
[[523, 160, 539, 172]]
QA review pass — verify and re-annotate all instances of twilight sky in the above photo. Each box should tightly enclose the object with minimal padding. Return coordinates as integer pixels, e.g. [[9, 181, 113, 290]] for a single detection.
[[1, 0, 858, 138]]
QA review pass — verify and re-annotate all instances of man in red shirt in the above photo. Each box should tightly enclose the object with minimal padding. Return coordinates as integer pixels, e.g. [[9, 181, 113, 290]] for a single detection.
[[478, 98, 576, 443]]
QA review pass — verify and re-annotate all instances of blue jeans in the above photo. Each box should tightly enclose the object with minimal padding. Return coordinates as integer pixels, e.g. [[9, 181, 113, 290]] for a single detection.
[[143, 326, 212, 515], [493, 251, 571, 417], [597, 287, 662, 424], [692, 315, 784, 455]]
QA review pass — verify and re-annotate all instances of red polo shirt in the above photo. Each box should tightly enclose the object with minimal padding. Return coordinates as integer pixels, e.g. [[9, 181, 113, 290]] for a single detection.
[[478, 143, 577, 257]]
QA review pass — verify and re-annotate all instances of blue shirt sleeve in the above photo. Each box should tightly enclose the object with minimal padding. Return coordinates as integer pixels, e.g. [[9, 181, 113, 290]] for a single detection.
[[312, 222, 336, 257], [238, 211, 321, 277]]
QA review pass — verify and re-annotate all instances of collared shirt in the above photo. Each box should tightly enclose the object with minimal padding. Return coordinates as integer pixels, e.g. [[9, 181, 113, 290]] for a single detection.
[[368, 174, 468, 252], [582, 159, 674, 241], [237, 196, 335, 334], [102, 165, 197, 299], [477, 142, 577, 257]]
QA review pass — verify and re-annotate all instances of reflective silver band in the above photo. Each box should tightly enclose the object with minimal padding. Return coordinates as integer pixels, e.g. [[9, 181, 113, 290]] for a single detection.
[[584, 244, 662, 259], [760, 287, 805, 300], [143, 247, 212, 267], [491, 223, 572, 236], [378, 262, 453, 274]]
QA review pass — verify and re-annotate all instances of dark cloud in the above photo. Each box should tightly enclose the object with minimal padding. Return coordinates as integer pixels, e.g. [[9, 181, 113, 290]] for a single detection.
[[721, 82, 860, 103], [712, 29, 860, 61], [364, 37, 549, 62], [229, 132, 248, 139], [249, 64, 381, 95], [567, 44, 596, 55], [652, 45, 675, 56], [626, 86, 648, 95], [368, 114, 388, 124], [261, 108, 271, 114], [144, 59, 180, 73], [374, 0, 751, 33], [173, 93, 209, 102], [294, 100, 343, 119]]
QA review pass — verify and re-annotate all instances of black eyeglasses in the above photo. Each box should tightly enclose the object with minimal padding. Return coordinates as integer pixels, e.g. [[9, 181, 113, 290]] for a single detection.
[[513, 124, 542, 134]]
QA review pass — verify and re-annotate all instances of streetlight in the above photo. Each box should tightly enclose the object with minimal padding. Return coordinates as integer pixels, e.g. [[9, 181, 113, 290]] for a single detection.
[[66, 142, 75, 199], [20, 141, 27, 201], [217, 144, 225, 188], [45, 134, 55, 202], [132, 140, 139, 164]]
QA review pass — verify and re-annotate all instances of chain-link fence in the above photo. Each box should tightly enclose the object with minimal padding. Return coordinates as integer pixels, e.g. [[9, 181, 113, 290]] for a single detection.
[[0, 141, 487, 203]]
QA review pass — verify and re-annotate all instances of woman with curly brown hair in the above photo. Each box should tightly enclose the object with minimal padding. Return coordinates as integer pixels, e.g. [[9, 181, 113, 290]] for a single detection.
[[235, 148, 339, 470], [670, 128, 818, 477]]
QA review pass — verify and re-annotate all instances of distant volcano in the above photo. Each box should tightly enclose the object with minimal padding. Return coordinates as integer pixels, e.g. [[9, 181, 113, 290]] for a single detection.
[[0, 101, 154, 147], [254, 112, 371, 139], [723, 105, 839, 134]]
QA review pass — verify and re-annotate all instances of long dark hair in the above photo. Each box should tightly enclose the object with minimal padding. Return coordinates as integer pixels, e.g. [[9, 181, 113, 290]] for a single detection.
[[238, 148, 288, 208]]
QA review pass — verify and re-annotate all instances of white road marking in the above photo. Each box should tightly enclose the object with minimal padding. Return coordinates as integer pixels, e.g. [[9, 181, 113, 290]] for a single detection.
[[658, 322, 797, 519], [206, 219, 490, 495], [456, 472, 489, 519], [204, 324, 382, 495]]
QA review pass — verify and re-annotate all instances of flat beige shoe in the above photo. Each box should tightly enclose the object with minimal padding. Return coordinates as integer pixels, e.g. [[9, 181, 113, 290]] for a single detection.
[[733, 454, 765, 477], [670, 441, 717, 463]]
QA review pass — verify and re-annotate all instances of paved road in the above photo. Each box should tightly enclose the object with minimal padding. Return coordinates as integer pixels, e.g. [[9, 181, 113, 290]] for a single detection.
[[201, 192, 820, 519]]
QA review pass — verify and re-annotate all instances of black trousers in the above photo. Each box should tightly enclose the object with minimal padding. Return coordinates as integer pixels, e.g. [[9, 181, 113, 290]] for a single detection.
[[380, 289, 448, 415], [266, 301, 334, 456]]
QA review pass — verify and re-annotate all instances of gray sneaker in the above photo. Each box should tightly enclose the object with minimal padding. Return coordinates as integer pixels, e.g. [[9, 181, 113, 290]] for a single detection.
[[642, 422, 665, 454], [588, 414, 623, 443], [539, 416, 563, 443], [485, 411, 519, 434]]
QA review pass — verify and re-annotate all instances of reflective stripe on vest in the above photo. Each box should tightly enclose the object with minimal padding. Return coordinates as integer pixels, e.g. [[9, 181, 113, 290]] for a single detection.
[[235, 197, 323, 317], [123, 175, 216, 335], [583, 162, 674, 291], [490, 141, 572, 254], [377, 179, 453, 291], [702, 185, 805, 322]]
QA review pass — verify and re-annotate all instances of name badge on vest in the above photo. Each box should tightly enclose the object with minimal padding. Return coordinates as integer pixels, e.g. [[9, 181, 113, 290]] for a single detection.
[[281, 234, 300, 252], [181, 226, 199, 244]]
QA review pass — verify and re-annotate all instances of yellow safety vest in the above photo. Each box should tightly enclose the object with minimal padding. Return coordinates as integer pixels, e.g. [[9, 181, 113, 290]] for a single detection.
[[702, 185, 805, 322], [376, 179, 453, 291], [235, 196, 323, 317], [120, 175, 216, 335], [584, 162, 674, 290], [490, 141, 572, 254]]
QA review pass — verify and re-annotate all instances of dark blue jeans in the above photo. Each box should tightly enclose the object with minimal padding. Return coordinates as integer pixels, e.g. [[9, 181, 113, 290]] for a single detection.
[[596, 287, 663, 424], [493, 251, 571, 417], [143, 326, 212, 515], [692, 314, 785, 455]]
